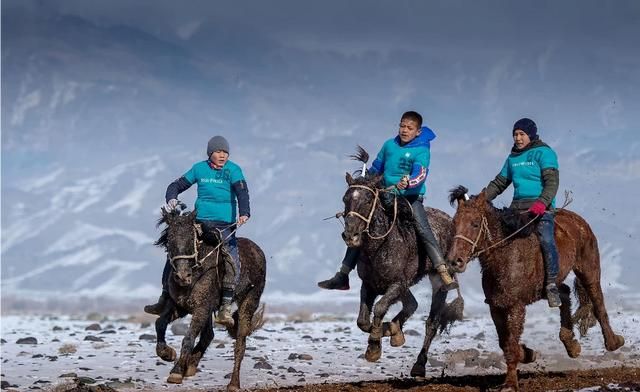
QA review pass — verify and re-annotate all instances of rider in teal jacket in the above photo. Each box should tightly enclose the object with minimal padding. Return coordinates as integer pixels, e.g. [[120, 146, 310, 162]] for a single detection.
[[318, 111, 457, 292], [144, 136, 250, 327], [483, 118, 561, 307]]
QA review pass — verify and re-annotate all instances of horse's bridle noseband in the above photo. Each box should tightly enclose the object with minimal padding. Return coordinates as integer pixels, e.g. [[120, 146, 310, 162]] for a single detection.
[[169, 225, 219, 271], [453, 215, 493, 259], [344, 184, 398, 240]]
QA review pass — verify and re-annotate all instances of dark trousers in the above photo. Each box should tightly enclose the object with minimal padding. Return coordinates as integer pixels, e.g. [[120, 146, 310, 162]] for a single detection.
[[536, 211, 559, 283]]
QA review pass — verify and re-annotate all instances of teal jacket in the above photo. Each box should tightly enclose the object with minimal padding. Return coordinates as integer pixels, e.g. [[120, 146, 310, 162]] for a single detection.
[[485, 140, 560, 210], [166, 160, 250, 223], [368, 126, 436, 197]]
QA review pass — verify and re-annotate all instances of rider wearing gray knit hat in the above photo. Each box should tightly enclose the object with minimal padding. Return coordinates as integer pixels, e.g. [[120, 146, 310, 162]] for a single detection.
[[207, 136, 230, 156], [145, 134, 250, 328]]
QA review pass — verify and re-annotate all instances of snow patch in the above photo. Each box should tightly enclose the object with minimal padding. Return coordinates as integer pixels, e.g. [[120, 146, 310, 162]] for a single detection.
[[105, 180, 154, 216], [45, 222, 153, 255]]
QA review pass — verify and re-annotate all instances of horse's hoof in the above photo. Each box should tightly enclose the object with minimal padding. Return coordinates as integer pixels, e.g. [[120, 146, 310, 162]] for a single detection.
[[167, 373, 183, 384], [184, 365, 197, 377], [357, 322, 371, 333], [365, 342, 382, 362], [156, 344, 176, 362], [521, 346, 537, 364], [226, 384, 240, 392], [568, 343, 581, 358], [390, 330, 405, 347], [606, 335, 625, 351], [410, 363, 425, 378], [382, 322, 393, 337], [498, 384, 518, 392]]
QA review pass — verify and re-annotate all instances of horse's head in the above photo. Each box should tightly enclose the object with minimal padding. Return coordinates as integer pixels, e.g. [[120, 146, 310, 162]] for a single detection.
[[447, 185, 491, 273], [159, 209, 203, 287], [341, 172, 383, 247]]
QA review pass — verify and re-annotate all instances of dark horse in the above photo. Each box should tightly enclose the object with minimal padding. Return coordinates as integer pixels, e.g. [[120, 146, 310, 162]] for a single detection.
[[341, 149, 463, 376], [447, 186, 625, 391], [154, 208, 266, 392]]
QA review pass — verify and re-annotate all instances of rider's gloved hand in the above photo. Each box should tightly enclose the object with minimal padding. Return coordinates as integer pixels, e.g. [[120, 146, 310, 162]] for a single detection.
[[528, 200, 547, 216], [163, 199, 179, 213]]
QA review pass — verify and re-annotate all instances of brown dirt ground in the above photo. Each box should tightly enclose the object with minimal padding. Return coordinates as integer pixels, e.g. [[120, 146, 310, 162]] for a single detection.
[[251, 366, 640, 392]]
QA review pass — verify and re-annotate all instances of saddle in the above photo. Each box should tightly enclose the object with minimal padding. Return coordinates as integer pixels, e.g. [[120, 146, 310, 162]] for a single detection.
[[499, 208, 539, 239]]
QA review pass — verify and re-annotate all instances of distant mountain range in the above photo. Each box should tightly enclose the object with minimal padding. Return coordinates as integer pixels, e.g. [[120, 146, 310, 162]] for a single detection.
[[2, 5, 638, 311]]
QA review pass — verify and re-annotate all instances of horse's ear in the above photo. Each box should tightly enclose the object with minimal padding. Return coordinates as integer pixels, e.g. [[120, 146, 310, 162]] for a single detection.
[[161, 207, 172, 223], [477, 190, 488, 204], [371, 174, 383, 186], [346, 172, 355, 185]]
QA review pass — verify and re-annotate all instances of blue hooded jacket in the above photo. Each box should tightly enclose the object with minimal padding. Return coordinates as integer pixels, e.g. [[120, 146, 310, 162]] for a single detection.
[[369, 126, 436, 196]]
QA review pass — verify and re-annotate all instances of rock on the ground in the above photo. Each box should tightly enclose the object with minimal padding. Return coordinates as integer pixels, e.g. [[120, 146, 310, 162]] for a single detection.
[[16, 337, 38, 345]]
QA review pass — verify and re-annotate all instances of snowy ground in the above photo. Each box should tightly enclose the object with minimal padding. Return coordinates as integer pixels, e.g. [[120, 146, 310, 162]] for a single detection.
[[1, 305, 639, 391]]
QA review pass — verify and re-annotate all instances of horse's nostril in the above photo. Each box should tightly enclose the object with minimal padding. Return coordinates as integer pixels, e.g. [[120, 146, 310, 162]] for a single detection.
[[341, 232, 348, 241]]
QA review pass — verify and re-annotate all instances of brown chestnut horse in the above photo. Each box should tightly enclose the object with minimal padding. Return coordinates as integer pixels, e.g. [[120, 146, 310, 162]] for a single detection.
[[447, 186, 624, 392]]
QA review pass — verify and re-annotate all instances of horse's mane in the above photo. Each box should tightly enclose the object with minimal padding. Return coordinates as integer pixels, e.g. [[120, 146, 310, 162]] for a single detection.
[[155, 214, 170, 248], [448, 185, 535, 238]]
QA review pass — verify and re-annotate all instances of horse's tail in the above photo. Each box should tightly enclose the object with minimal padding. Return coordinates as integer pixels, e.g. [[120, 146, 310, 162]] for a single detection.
[[226, 303, 266, 339], [572, 277, 597, 337], [438, 285, 465, 334]]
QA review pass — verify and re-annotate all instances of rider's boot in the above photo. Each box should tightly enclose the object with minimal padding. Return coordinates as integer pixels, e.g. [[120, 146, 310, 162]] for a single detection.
[[144, 258, 171, 315], [144, 290, 169, 315], [436, 264, 458, 291], [215, 289, 235, 327], [546, 283, 561, 308], [317, 248, 359, 290]]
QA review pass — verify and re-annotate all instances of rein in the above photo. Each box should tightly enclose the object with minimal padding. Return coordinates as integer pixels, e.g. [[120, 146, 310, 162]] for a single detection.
[[453, 215, 538, 258], [169, 223, 238, 270], [345, 184, 399, 240], [454, 191, 574, 259]]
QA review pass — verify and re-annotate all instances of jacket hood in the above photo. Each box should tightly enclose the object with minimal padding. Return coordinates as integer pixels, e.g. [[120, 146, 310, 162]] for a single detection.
[[394, 126, 436, 147]]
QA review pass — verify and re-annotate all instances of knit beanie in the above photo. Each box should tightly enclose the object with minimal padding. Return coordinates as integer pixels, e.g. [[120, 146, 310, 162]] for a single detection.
[[512, 118, 538, 140], [207, 136, 230, 156]]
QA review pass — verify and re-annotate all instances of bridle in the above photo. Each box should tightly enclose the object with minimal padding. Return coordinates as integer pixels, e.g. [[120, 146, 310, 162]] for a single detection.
[[453, 213, 538, 259], [453, 216, 494, 259], [344, 184, 398, 240], [168, 224, 237, 271]]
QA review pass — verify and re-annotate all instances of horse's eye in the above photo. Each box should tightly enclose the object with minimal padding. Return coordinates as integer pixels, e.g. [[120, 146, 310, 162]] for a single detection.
[[471, 222, 480, 228]]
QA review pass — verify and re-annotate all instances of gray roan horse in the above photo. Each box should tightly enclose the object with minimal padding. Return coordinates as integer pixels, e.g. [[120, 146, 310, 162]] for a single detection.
[[340, 147, 464, 376], [154, 208, 266, 392]]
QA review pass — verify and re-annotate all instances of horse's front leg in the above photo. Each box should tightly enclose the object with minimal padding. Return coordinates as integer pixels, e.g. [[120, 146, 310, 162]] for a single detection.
[[383, 289, 418, 347], [357, 284, 376, 333], [411, 275, 447, 377], [490, 304, 526, 392], [365, 282, 402, 362], [185, 313, 214, 377], [155, 300, 177, 362], [167, 309, 209, 384]]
